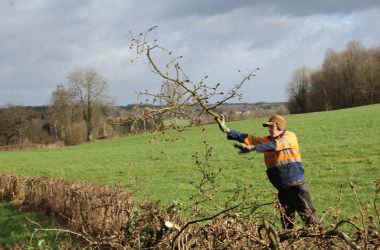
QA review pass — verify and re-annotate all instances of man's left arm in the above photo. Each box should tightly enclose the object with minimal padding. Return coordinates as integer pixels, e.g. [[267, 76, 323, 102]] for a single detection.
[[255, 132, 296, 152], [255, 140, 276, 152]]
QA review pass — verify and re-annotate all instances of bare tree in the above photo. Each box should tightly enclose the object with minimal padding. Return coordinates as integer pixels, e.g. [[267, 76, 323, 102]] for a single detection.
[[67, 68, 108, 141], [286, 67, 312, 113], [160, 80, 186, 128], [308, 70, 332, 111]]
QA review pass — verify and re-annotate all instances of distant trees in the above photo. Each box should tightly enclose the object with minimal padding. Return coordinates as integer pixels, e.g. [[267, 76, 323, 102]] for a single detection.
[[48, 85, 83, 145], [287, 41, 380, 113], [0, 104, 28, 145]]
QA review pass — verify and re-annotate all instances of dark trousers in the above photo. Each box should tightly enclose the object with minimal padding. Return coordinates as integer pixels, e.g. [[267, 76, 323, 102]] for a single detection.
[[278, 182, 319, 229]]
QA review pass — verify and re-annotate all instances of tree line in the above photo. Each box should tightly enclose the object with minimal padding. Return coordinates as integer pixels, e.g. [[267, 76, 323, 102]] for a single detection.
[[0, 66, 287, 147], [287, 41, 380, 113], [0, 101, 287, 148]]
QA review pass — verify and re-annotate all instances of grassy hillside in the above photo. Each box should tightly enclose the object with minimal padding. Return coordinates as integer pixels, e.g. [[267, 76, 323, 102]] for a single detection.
[[1, 104, 379, 219]]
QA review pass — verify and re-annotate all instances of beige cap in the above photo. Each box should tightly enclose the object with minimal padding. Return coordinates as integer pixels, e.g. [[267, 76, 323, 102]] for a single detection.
[[263, 115, 286, 131]]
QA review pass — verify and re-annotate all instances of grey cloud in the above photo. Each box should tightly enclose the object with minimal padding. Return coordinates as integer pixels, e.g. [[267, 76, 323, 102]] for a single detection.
[[129, 0, 380, 20], [1, 0, 380, 106], [269, 0, 380, 16]]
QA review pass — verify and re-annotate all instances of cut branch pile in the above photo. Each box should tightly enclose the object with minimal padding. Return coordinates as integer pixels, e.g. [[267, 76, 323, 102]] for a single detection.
[[0, 173, 379, 249]]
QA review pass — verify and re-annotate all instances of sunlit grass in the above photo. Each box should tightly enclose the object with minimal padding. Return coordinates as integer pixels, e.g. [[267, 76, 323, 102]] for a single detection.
[[0, 104, 379, 243]]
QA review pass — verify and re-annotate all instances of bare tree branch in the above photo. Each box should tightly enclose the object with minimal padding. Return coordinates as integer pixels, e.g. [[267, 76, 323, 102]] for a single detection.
[[129, 27, 259, 129]]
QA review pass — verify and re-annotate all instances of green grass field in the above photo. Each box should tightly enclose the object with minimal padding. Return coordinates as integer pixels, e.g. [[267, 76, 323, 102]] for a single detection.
[[1, 104, 380, 245]]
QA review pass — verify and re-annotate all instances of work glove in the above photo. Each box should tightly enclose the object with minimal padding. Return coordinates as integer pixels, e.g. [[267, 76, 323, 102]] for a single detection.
[[233, 142, 255, 154], [215, 115, 230, 133]]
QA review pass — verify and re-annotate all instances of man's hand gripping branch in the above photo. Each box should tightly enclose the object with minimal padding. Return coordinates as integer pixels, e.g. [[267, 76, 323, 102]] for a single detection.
[[215, 115, 255, 153], [215, 115, 230, 133]]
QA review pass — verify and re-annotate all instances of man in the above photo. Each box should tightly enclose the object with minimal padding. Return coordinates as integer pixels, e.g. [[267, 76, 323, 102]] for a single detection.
[[216, 114, 318, 229]]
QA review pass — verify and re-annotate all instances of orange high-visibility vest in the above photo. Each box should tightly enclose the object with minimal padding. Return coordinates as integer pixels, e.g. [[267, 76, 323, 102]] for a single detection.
[[228, 130, 305, 188]]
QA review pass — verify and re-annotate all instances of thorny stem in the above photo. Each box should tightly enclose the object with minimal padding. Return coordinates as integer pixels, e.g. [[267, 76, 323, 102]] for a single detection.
[[374, 180, 380, 224], [171, 203, 241, 250], [332, 219, 363, 232], [37, 228, 95, 245], [348, 179, 368, 248], [258, 218, 281, 250], [30, 227, 96, 246]]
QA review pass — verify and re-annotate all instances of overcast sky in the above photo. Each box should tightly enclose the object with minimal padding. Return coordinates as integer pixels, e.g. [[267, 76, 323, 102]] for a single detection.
[[1, 0, 380, 106]]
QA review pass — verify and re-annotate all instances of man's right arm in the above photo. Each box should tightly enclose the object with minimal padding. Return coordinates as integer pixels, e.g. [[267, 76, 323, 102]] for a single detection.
[[227, 130, 249, 143]]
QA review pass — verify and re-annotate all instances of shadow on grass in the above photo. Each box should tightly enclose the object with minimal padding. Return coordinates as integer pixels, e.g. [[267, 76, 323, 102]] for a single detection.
[[0, 201, 54, 248]]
